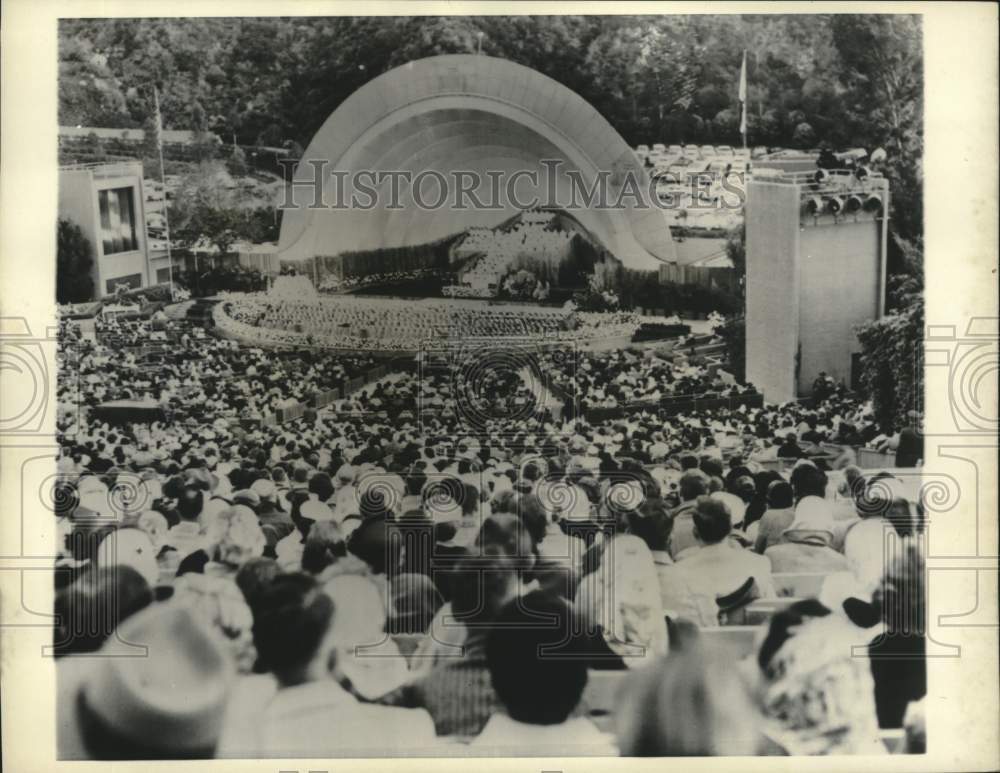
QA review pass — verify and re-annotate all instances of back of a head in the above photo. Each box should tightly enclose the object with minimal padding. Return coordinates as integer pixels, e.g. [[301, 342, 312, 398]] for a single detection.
[[791, 464, 827, 501], [857, 474, 917, 534], [693, 496, 732, 544], [699, 457, 724, 480], [616, 646, 760, 756], [513, 493, 548, 547], [177, 486, 204, 522], [450, 556, 517, 629], [486, 591, 587, 725], [346, 515, 399, 575], [54, 565, 153, 656], [301, 520, 347, 575], [766, 480, 794, 510], [235, 557, 282, 610], [251, 572, 335, 685], [477, 513, 534, 562], [679, 452, 700, 471], [308, 472, 334, 501], [629, 500, 673, 553], [758, 598, 832, 674], [679, 470, 709, 502]]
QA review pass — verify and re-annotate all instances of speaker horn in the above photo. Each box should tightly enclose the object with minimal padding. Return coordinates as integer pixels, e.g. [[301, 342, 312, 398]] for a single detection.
[[862, 194, 883, 213], [855, 165, 871, 181], [803, 195, 824, 215], [844, 194, 864, 213], [814, 168, 830, 184], [826, 196, 844, 214]]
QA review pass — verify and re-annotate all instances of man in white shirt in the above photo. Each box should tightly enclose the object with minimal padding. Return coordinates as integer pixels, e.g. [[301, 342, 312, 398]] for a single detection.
[[470, 592, 617, 756], [223, 572, 437, 758], [659, 496, 776, 626]]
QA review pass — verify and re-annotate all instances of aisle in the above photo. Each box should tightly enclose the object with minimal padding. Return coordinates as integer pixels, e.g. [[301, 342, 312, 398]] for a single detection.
[[520, 366, 564, 422]]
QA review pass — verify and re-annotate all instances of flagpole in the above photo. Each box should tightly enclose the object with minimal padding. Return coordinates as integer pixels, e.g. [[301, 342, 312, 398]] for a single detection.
[[153, 85, 176, 304]]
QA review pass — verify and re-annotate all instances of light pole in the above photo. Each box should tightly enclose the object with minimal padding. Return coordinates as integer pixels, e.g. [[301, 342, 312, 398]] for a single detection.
[[477, 31, 484, 56]]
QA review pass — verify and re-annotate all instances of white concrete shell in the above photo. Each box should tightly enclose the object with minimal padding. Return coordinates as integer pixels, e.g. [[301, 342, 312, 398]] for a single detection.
[[278, 55, 676, 270]]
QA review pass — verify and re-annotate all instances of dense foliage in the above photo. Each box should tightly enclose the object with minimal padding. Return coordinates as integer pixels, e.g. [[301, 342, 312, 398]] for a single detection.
[[716, 317, 747, 384], [56, 218, 95, 304], [58, 16, 922, 237], [855, 239, 924, 431]]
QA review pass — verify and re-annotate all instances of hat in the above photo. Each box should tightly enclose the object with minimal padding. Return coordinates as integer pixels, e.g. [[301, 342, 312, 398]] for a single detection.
[[79, 484, 114, 519], [325, 575, 409, 699], [61, 604, 235, 758], [784, 496, 836, 543], [96, 528, 159, 587], [250, 478, 277, 499], [231, 488, 260, 508], [335, 464, 356, 483], [199, 496, 230, 532], [300, 499, 336, 522], [184, 468, 219, 493]]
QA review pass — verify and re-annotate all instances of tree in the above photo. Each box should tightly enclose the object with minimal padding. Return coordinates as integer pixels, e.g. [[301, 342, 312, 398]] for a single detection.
[[792, 121, 816, 147], [855, 296, 922, 432], [226, 144, 249, 178], [243, 207, 282, 244], [855, 236, 923, 430], [173, 202, 245, 256], [141, 106, 161, 165], [56, 219, 95, 303], [717, 316, 747, 383], [725, 222, 746, 280], [831, 15, 923, 244]]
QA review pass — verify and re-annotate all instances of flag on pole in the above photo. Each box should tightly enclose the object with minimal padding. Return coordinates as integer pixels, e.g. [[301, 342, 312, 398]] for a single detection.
[[738, 50, 748, 146]]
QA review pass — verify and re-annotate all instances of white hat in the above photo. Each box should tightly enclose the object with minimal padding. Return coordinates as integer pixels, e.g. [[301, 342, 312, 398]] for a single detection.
[[64, 604, 235, 757], [785, 495, 836, 541], [300, 500, 336, 522], [96, 528, 159, 587], [250, 478, 277, 499], [79, 484, 113, 519], [324, 575, 409, 699]]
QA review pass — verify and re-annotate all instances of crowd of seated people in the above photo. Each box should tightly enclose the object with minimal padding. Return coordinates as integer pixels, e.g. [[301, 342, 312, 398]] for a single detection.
[[218, 294, 642, 351], [541, 348, 757, 409], [56, 317, 376, 432], [51, 309, 927, 759], [319, 268, 450, 293], [51, 306, 926, 759]]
